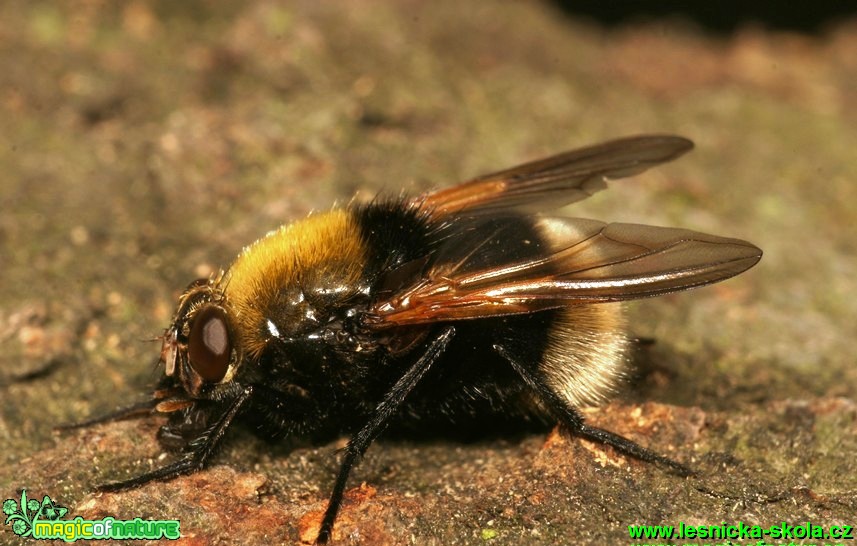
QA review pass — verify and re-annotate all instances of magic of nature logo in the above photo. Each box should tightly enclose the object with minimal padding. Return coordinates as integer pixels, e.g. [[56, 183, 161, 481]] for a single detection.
[[3, 489, 180, 541]]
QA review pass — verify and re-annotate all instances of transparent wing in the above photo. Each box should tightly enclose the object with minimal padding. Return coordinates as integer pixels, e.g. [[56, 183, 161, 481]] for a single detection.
[[416, 135, 693, 218], [365, 217, 761, 327]]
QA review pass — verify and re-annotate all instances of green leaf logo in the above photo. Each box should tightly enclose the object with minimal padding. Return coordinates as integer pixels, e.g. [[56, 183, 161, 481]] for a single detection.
[[3, 490, 68, 537], [39, 495, 67, 520]]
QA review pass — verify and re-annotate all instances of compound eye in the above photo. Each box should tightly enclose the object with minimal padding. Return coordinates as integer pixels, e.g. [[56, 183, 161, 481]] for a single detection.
[[187, 305, 231, 382]]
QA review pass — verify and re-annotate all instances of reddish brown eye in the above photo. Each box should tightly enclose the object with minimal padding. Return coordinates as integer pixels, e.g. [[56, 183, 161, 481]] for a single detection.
[[187, 305, 231, 382]]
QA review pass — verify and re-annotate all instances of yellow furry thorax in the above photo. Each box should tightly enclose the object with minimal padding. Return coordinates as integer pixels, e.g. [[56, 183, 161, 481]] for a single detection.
[[219, 209, 368, 358]]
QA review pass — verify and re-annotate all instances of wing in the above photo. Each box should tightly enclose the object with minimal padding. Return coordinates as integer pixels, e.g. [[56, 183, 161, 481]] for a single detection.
[[364, 217, 762, 328], [415, 135, 693, 219]]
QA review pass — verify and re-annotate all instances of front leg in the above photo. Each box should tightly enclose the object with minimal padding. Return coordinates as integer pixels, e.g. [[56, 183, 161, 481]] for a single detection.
[[97, 385, 256, 492], [56, 398, 162, 431]]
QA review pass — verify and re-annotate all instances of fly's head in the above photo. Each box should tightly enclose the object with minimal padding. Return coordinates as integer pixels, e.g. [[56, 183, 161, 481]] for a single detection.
[[148, 277, 242, 448], [159, 277, 240, 400]]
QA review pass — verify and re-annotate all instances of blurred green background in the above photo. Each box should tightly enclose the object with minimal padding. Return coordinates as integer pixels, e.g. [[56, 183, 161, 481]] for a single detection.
[[2, 2, 856, 544]]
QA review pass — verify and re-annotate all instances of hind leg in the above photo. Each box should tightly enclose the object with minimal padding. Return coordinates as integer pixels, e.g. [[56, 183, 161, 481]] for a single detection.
[[493, 343, 691, 476]]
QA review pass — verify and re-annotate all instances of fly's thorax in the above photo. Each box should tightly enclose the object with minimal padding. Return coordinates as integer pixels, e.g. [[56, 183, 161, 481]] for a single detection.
[[220, 209, 370, 361]]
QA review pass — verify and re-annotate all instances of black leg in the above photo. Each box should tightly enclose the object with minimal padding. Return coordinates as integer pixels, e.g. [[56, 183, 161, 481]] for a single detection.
[[97, 385, 255, 492], [315, 326, 455, 544], [55, 398, 161, 431], [493, 344, 692, 477]]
